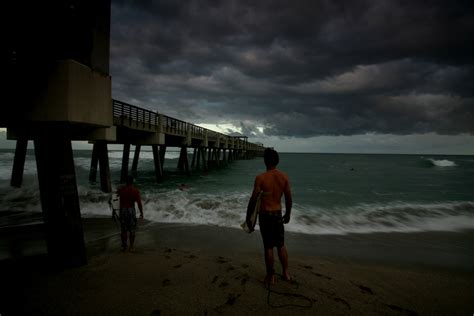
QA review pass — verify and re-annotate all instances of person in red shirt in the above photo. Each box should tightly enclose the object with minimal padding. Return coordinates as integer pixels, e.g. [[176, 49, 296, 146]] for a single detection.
[[118, 175, 143, 252], [248, 148, 292, 285]]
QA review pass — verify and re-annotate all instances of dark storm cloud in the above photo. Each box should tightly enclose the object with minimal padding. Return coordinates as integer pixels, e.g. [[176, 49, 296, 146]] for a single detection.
[[110, 0, 474, 136]]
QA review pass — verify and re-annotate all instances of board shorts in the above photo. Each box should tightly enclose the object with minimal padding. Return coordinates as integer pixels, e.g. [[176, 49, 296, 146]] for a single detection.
[[259, 211, 284, 249], [120, 207, 137, 233]]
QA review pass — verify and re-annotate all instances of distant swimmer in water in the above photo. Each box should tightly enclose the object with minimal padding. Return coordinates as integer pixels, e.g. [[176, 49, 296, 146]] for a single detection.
[[247, 148, 292, 285], [179, 183, 189, 191]]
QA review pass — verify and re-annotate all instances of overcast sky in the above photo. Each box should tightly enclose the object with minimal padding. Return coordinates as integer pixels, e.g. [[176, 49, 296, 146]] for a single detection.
[[11, 1, 474, 154], [109, 0, 474, 154]]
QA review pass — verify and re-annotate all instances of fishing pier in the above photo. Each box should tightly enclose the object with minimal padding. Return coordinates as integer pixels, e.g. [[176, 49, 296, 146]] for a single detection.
[[87, 99, 264, 193], [4, 0, 264, 267]]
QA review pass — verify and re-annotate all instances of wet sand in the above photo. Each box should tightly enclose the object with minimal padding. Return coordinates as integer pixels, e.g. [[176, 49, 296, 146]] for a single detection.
[[1, 217, 473, 315]]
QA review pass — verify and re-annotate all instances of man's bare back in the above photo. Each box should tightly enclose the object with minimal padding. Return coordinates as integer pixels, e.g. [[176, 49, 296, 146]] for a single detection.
[[253, 169, 291, 212]]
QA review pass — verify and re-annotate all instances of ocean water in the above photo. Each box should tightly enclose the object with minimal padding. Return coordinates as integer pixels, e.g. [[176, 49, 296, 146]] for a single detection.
[[1, 148, 474, 235]]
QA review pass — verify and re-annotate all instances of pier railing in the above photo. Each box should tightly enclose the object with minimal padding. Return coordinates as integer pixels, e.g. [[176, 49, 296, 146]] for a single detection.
[[113, 99, 158, 130], [112, 99, 263, 150]]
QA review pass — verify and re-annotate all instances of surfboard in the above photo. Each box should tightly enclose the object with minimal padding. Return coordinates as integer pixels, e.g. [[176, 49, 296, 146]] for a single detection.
[[110, 192, 120, 211], [241, 191, 263, 233], [109, 191, 120, 221]]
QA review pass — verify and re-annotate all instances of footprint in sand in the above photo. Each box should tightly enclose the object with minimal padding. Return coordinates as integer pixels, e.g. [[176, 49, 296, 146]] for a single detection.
[[216, 256, 230, 264], [216, 257, 228, 264], [350, 281, 374, 295], [319, 288, 335, 297], [162, 279, 171, 286], [214, 293, 242, 313], [234, 273, 249, 285], [173, 264, 182, 269], [211, 276, 219, 284], [334, 297, 351, 310], [301, 265, 332, 279], [219, 281, 229, 288], [358, 285, 374, 295], [319, 288, 351, 310], [311, 271, 332, 280], [226, 293, 241, 305], [387, 304, 418, 316]]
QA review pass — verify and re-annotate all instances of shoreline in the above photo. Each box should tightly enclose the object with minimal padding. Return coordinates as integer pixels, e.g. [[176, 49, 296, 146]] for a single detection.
[[2, 215, 474, 270], [1, 217, 473, 315]]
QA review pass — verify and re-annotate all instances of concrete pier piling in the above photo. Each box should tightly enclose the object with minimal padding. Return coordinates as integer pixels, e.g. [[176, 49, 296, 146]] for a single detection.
[[89, 143, 100, 184], [177, 146, 190, 175], [159, 145, 167, 171], [191, 147, 197, 169], [131, 145, 141, 176], [97, 142, 112, 193], [215, 149, 220, 167], [10, 139, 28, 188], [34, 138, 87, 268], [88, 142, 111, 192], [200, 147, 208, 171], [222, 149, 227, 165], [120, 143, 131, 183], [195, 147, 201, 170], [152, 145, 163, 182]]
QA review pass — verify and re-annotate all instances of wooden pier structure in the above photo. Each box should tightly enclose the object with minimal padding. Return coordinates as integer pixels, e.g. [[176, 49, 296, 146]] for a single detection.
[[3, 0, 265, 268], [3, 90, 265, 268], [88, 99, 265, 192]]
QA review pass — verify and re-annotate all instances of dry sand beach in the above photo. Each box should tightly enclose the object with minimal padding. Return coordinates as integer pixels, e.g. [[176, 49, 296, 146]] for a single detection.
[[1, 217, 473, 315]]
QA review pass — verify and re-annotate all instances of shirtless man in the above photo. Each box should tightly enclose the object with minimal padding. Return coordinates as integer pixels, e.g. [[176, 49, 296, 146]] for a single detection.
[[247, 148, 292, 284], [118, 175, 143, 252]]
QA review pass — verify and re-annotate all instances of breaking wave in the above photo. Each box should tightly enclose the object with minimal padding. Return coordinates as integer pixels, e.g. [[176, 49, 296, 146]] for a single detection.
[[1, 151, 473, 236], [290, 201, 474, 235], [80, 189, 474, 235], [149, 197, 474, 235], [424, 158, 457, 167], [1, 182, 474, 235]]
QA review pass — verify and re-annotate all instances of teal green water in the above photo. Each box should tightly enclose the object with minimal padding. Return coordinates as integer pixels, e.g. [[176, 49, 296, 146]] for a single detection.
[[1, 149, 474, 235]]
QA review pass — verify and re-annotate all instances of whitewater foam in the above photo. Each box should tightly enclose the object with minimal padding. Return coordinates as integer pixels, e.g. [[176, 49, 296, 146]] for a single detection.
[[427, 158, 457, 167], [290, 201, 474, 235], [2, 177, 473, 235], [1, 151, 473, 236], [75, 190, 474, 235]]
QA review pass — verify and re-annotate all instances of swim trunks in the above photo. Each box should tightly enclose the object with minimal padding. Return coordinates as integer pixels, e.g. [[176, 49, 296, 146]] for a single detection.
[[259, 211, 284, 248], [120, 207, 137, 233]]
